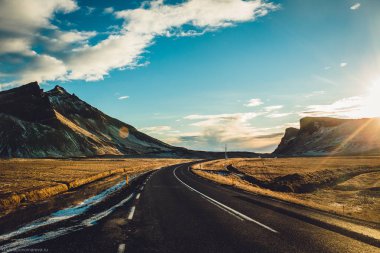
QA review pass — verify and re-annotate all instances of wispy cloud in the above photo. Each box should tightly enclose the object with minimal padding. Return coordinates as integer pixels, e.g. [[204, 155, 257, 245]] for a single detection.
[[350, 3, 361, 10], [185, 112, 261, 127], [313, 75, 337, 86], [266, 112, 292, 118], [85, 6, 95, 15], [103, 7, 114, 14], [300, 96, 363, 118], [340, 62, 347, 67], [305, 90, 325, 98], [118, 95, 129, 100], [244, 98, 263, 107], [264, 105, 283, 111], [140, 125, 172, 133], [182, 112, 285, 151], [0, 0, 277, 86]]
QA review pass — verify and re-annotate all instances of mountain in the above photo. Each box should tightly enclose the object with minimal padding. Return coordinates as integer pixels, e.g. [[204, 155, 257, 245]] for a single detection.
[[273, 117, 380, 156], [0, 82, 188, 158]]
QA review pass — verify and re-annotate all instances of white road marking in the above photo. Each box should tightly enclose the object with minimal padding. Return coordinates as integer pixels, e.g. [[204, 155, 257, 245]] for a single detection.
[[136, 193, 141, 200], [117, 243, 126, 253], [173, 166, 278, 233], [140, 186, 144, 191], [128, 206, 136, 220], [199, 195, 243, 221]]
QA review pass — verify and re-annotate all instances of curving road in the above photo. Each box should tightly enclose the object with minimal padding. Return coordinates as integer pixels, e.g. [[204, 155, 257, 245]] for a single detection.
[[4, 163, 379, 253]]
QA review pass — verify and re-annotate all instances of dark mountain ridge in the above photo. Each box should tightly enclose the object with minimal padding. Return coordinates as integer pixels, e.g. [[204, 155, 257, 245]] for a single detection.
[[0, 82, 186, 158], [0, 82, 259, 159]]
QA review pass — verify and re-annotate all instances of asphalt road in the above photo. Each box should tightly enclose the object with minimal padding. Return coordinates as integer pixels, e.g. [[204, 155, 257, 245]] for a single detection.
[[4, 163, 379, 253]]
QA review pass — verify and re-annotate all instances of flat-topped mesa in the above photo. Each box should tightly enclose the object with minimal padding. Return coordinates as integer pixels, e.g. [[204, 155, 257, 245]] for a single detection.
[[299, 117, 348, 134], [0, 81, 57, 124], [274, 116, 380, 156]]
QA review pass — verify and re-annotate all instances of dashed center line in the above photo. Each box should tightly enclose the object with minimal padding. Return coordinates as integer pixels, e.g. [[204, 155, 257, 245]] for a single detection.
[[140, 186, 144, 191], [117, 243, 126, 253], [128, 206, 136, 220], [136, 193, 141, 200]]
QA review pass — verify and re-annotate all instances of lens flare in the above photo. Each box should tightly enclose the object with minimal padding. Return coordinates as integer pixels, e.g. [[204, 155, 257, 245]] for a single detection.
[[119, 126, 129, 139]]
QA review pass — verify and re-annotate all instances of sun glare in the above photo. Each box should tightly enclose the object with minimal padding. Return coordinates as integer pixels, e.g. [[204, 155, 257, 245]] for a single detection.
[[361, 79, 380, 117]]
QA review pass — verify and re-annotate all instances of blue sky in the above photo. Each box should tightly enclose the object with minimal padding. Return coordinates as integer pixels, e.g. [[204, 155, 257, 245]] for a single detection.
[[0, 0, 379, 152]]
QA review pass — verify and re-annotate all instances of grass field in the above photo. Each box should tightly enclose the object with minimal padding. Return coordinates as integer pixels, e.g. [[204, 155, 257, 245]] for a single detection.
[[192, 157, 380, 223], [0, 158, 190, 215]]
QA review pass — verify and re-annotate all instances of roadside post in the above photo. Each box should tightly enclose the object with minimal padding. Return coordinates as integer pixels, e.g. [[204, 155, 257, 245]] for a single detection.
[[126, 175, 129, 186]]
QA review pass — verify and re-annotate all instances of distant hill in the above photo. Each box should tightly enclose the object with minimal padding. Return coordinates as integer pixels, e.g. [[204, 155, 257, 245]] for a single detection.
[[0, 82, 190, 158], [0, 82, 259, 159], [273, 117, 380, 156]]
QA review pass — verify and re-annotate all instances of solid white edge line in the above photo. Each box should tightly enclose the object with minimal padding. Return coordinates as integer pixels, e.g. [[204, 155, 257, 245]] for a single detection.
[[173, 166, 278, 234], [128, 206, 136, 220], [198, 194, 244, 221], [117, 243, 126, 253], [136, 193, 141, 200]]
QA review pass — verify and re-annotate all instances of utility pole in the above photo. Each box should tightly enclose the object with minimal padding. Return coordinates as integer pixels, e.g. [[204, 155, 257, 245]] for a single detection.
[[225, 144, 228, 160]]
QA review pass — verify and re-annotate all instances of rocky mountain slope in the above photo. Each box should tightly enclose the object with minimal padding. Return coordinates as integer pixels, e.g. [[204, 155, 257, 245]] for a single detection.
[[0, 82, 188, 158], [273, 117, 380, 156]]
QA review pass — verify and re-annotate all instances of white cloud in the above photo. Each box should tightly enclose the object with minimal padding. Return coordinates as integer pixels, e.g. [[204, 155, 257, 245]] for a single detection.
[[0, 38, 31, 55], [0, 0, 277, 86], [118, 95, 129, 100], [0, 0, 78, 56], [301, 96, 364, 118], [340, 62, 347, 67], [350, 3, 361, 10], [140, 125, 172, 133], [103, 7, 114, 14], [185, 112, 261, 127], [67, 0, 277, 81], [244, 98, 264, 107], [266, 112, 292, 118], [183, 112, 283, 151], [15, 55, 68, 84], [58, 30, 97, 44], [264, 105, 283, 111], [305, 90, 325, 98], [301, 79, 380, 119]]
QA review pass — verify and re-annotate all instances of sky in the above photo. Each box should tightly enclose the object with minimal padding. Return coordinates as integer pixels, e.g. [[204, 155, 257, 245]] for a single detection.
[[0, 0, 380, 152]]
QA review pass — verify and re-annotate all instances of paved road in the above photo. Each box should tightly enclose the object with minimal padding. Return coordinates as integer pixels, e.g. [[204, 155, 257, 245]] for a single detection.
[[5, 163, 379, 253]]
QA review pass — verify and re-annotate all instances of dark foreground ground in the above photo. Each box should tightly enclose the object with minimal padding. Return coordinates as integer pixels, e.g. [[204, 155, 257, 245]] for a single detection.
[[0, 163, 379, 253]]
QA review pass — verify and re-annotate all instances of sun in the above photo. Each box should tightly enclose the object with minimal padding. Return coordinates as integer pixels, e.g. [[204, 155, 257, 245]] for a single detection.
[[360, 79, 380, 118]]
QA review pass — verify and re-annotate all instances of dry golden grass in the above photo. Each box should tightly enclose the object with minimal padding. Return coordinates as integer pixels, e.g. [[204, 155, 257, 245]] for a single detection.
[[0, 158, 191, 211], [192, 157, 380, 223], [197, 157, 380, 181]]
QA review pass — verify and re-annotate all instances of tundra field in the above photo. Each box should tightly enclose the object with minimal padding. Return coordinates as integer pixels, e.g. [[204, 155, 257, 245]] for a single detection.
[[0, 158, 191, 217], [191, 157, 380, 223]]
